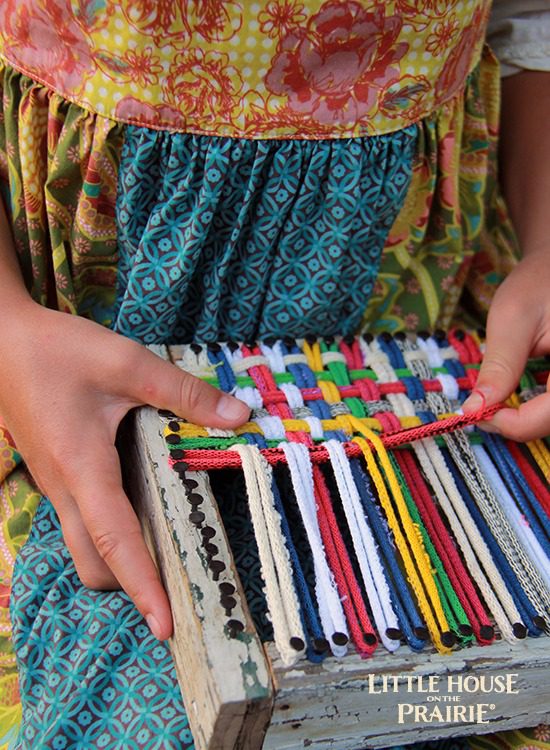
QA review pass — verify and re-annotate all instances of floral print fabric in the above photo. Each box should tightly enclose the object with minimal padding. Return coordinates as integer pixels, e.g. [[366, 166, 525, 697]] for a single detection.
[[0, 65, 122, 325], [364, 46, 519, 334], [0, 0, 491, 138]]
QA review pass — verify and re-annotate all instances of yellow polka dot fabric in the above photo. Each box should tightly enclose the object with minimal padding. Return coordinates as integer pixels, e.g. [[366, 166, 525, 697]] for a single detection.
[[0, 0, 491, 138]]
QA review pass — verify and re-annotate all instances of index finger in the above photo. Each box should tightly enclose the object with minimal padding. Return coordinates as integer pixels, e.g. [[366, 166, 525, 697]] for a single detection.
[[480, 389, 550, 442], [66, 442, 173, 640]]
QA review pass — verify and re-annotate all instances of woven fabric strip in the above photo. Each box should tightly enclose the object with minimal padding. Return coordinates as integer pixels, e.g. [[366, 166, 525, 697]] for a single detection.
[[162, 331, 550, 662]]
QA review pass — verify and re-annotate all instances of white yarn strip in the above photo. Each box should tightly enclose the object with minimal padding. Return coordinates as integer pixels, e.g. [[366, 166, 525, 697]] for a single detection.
[[446, 432, 550, 614], [232, 355, 270, 372], [473, 445, 550, 591], [304, 416, 324, 440], [415, 336, 444, 368], [279, 383, 304, 410], [259, 341, 286, 373], [417, 439, 519, 641], [232, 385, 263, 411], [281, 442, 349, 657], [321, 351, 348, 366], [229, 444, 305, 665], [402, 337, 550, 620], [254, 415, 286, 441], [206, 427, 236, 438], [436, 373, 460, 402], [177, 346, 215, 379], [323, 439, 400, 652]]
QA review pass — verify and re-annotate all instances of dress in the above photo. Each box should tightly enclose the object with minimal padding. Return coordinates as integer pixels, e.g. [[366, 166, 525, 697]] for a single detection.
[[0, 1, 543, 748]]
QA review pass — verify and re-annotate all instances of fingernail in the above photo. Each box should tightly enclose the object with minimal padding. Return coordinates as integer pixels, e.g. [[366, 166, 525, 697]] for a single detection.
[[216, 395, 249, 422], [478, 421, 501, 435], [463, 387, 490, 413], [146, 613, 162, 640]]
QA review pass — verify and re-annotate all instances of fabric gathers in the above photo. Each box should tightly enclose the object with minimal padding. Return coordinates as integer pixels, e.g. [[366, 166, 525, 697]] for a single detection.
[[0, 50, 518, 346]]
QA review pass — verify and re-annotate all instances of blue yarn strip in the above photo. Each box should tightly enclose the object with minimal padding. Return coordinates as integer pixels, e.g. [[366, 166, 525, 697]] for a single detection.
[[270, 477, 326, 663], [206, 347, 237, 392], [443, 449, 543, 636], [484, 433, 550, 550], [350, 458, 426, 651]]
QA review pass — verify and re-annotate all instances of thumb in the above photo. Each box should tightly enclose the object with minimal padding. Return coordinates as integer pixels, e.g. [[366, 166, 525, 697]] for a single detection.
[[126, 346, 250, 427], [462, 308, 534, 414]]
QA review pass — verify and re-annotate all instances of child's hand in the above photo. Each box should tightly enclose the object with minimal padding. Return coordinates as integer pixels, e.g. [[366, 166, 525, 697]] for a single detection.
[[462, 250, 550, 440], [0, 304, 250, 640]]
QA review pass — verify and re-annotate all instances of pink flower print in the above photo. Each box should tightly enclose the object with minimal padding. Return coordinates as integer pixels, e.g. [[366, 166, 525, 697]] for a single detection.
[[29, 239, 43, 258], [404, 312, 419, 331], [436, 255, 454, 270], [122, 48, 163, 87], [55, 271, 69, 291], [74, 237, 92, 256], [66, 146, 81, 165], [259, 1, 307, 39], [435, 7, 487, 101], [425, 14, 460, 57], [534, 725, 550, 742], [115, 98, 184, 129], [0, 0, 93, 91], [265, 1, 408, 126], [163, 48, 243, 123], [406, 277, 421, 294], [440, 275, 455, 292]]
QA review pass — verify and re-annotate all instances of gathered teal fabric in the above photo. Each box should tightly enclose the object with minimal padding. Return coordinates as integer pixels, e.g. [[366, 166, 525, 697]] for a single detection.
[[114, 128, 416, 344]]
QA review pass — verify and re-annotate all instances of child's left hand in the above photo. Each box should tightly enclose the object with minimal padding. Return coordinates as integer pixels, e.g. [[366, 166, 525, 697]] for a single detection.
[[462, 249, 550, 440]]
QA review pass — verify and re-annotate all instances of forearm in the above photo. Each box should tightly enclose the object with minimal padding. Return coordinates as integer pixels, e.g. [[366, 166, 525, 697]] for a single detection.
[[0, 197, 36, 313], [499, 71, 550, 254]]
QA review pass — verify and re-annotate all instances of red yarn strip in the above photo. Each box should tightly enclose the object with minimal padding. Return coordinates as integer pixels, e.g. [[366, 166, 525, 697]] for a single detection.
[[312, 464, 378, 655], [172, 404, 503, 471], [295, 376, 475, 403], [394, 450, 494, 644], [505, 441, 550, 518]]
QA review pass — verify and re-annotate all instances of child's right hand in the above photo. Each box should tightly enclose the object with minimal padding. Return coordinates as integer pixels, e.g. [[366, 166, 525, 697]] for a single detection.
[[0, 302, 250, 640]]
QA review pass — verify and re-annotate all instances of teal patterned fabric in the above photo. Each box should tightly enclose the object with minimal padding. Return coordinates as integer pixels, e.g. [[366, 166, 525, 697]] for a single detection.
[[10, 498, 194, 750], [114, 128, 416, 344]]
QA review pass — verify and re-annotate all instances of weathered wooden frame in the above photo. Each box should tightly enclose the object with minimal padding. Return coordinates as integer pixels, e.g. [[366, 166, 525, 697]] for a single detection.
[[122, 345, 550, 750]]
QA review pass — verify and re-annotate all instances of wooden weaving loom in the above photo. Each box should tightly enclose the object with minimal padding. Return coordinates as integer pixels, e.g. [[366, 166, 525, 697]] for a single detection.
[[122, 331, 550, 750]]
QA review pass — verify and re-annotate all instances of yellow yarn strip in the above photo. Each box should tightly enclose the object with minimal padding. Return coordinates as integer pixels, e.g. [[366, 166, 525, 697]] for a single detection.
[[528, 439, 550, 481], [166, 424, 209, 438], [302, 340, 322, 371], [507, 393, 550, 480], [166, 415, 429, 440], [318, 380, 342, 403], [350, 420, 451, 654]]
